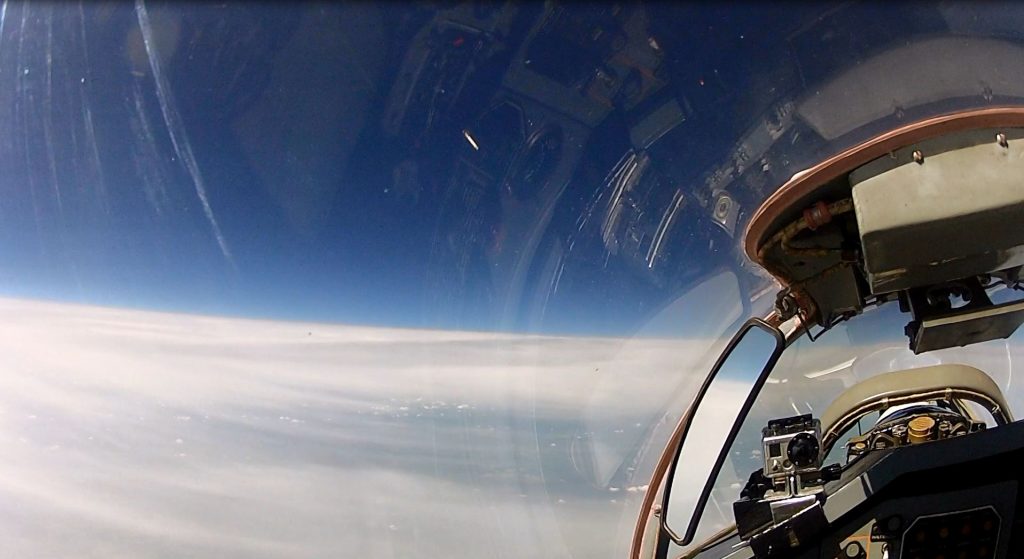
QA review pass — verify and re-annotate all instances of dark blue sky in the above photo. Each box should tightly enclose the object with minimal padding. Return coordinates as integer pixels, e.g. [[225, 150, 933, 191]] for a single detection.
[[2, 1, 1023, 335]]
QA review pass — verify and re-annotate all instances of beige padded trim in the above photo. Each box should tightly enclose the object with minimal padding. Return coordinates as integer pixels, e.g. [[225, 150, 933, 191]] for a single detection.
[[820, 364, 1013, 449]]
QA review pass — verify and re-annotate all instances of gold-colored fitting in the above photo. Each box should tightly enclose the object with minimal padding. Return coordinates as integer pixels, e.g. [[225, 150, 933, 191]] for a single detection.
[[908, 416, 936, 444]]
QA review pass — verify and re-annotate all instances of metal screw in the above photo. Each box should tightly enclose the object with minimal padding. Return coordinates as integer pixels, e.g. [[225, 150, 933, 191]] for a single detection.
[[912, 150, 924, 164], [885, 515, 903, 532], [843, 541, 866, 558], [997, 132, 1009, 148]]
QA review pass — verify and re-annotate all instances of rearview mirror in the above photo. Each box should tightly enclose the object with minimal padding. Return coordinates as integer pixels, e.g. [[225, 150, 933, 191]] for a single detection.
[[661, 319, 785, 546]]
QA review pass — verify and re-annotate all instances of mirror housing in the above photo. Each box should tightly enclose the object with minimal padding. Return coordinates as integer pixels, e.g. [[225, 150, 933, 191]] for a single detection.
[[660, 318, 785, 546]]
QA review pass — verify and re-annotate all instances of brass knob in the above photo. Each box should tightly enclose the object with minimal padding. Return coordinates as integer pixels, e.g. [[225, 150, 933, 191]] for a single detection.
[[908, 416, 936, 443]]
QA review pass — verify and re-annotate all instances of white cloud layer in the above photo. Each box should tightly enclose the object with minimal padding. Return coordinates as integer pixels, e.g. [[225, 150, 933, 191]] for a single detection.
[[0, 297, 722, 559], [1, 298, 1020, 559]]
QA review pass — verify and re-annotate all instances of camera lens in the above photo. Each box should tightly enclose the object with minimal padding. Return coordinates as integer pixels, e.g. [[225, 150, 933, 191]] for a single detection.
[[786, 433, 820, 468]]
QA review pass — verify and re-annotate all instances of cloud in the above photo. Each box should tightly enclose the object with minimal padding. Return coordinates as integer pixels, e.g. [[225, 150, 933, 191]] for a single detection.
[[0, 297, 721, 558], [2, 298, 1020, 558]]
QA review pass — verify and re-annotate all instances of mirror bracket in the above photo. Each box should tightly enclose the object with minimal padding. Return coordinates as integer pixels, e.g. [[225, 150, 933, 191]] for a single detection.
[[659, 317, 786, 546]]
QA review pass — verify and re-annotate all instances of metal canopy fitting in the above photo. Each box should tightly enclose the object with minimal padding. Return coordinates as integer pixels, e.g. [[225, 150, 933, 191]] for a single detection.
[[820, 364, 1014, 452]]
